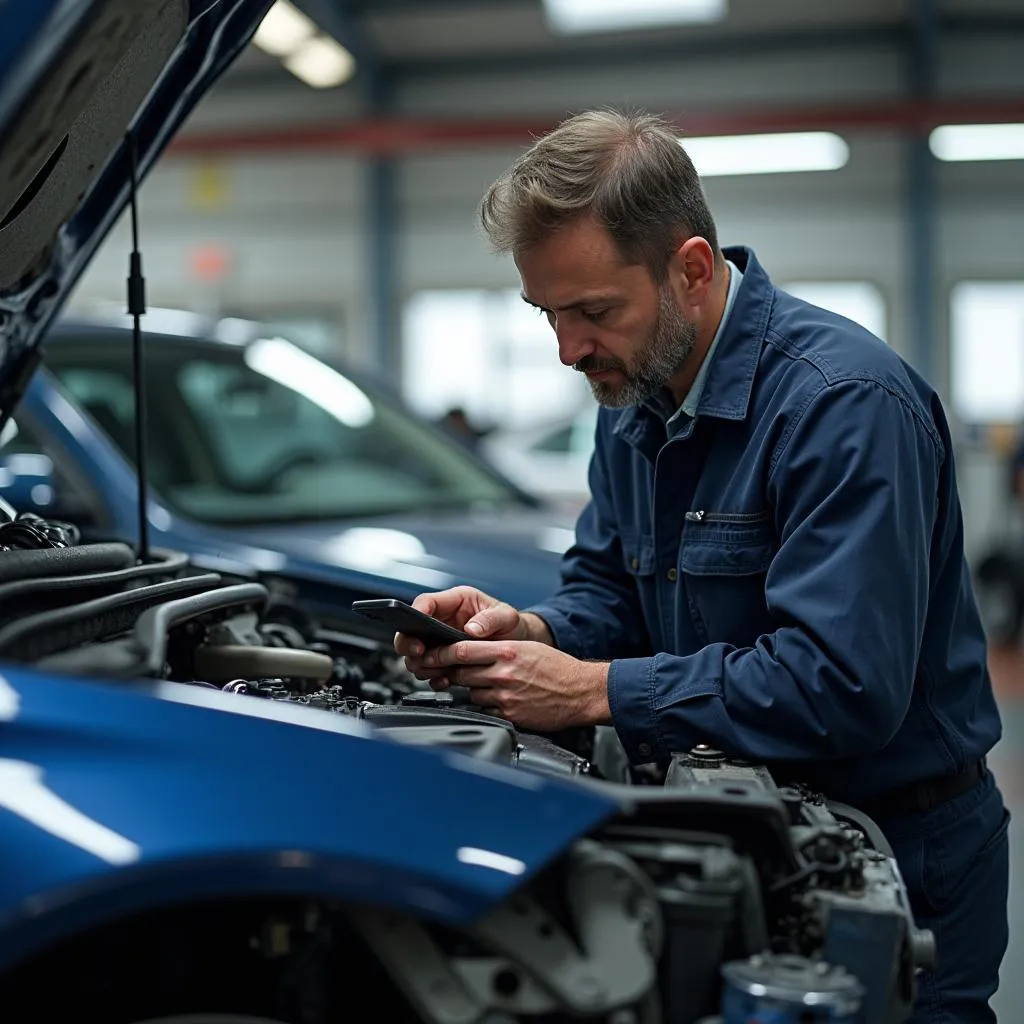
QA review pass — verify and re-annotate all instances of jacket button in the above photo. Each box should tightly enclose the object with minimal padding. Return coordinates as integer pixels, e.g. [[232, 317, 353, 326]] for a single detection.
[[638, 742, 652, 758], [666, 567, 678, 582], [631, 557, 639, 571]]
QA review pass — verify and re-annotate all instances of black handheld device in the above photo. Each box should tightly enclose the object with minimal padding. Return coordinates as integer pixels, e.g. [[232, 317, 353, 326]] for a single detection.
[[351, 598, 472, 648]]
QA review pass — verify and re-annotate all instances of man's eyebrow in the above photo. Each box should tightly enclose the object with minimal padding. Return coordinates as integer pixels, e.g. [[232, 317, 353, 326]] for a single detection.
[[519, 292, 619, 312]]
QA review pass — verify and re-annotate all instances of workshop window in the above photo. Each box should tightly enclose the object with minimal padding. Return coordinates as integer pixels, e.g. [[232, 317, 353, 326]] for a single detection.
[[950, 282, 1024, 424], [782, 281, 888, 342], [402, 288, 590, 433]]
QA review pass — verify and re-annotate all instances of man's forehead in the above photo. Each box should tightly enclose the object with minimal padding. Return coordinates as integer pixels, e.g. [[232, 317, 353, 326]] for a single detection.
[[516, 225, 642, 302], [518, 216, 624, 268]]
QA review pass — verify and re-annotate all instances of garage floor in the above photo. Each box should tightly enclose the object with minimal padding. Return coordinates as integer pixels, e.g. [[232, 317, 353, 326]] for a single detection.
[[983, 647, 1023, 1019]]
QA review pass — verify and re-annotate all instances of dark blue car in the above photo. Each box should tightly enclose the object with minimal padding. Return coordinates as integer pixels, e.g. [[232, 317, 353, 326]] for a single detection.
[[5, 317, 570, 625], [0, 2, 932, 1019]]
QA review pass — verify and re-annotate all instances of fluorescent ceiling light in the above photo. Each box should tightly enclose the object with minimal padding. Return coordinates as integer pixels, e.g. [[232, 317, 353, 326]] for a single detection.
[[253, 0, 316, 57], [284, 35, 356, 88], [544, 0, 725, 34], [929, 123, 1024, 162], [681, 132, 849, 176]]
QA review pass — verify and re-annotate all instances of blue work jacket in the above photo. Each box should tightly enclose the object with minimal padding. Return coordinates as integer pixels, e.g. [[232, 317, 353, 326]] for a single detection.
[[529, 246, 1002, 806]]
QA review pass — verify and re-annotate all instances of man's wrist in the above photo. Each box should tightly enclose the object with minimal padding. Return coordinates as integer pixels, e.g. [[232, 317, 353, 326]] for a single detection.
[[518, 611, 554, 646], [580, 661, 613, 726]]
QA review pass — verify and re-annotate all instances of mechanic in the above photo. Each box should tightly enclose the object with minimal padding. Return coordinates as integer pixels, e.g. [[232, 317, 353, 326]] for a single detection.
[[394, 109, 1009, 1023]]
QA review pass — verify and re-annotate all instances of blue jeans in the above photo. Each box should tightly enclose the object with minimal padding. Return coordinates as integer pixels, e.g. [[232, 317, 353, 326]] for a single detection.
[[877, 770, 1010, 1023]]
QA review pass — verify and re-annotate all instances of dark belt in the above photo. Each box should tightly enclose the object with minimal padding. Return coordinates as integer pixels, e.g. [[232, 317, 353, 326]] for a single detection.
[[860, 759, 987, 819]]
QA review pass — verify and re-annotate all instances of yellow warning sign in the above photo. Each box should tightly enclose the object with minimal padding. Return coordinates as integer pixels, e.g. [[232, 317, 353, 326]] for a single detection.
[[187, 159, 230, 211]]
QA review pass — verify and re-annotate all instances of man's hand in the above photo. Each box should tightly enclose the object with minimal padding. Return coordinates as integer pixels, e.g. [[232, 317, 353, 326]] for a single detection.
[[417, 639, 612, 732], [394, 586, 552, 683]]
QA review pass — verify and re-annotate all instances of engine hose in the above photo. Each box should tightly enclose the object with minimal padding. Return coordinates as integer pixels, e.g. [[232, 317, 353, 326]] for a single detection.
[[193, 644, 334, 682]]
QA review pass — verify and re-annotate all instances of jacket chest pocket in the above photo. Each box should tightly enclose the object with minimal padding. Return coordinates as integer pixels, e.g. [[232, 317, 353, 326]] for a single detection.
[[680, 511, 778, 647]]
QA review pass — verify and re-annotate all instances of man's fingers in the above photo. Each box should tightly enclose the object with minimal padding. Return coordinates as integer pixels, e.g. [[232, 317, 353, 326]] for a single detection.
[[423, 640, 512, 669], [448, 663, 505, 688], [411, 593, 439, 615], [394, 632, 425, 657], [467, 685, 502, 710], [414, 586, 479, 624], [405, 662, 449, 682], [466, 603, 516, 638]]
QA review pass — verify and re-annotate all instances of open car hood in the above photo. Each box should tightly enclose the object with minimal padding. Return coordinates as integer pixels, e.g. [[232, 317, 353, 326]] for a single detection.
[[0, 0, 274, 422]]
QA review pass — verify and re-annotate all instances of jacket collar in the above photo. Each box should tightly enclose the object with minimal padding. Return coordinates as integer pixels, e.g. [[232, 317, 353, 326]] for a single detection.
[[612, 245, 773, 446]]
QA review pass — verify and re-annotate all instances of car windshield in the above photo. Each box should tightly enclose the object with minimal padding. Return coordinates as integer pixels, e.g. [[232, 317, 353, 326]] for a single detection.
[[44, 333, 523, 524]]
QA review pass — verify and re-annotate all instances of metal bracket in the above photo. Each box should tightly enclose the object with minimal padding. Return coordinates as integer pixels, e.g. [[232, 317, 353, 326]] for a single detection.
[[470, 840, 662, 1014], [350, 909, 485, 1024]]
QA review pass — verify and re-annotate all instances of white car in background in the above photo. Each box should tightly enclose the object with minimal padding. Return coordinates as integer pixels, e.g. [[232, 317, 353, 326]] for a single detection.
[[482, 404, 598, 514]]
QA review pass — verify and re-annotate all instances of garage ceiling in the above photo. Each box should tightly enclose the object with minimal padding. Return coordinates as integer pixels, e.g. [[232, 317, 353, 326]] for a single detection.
[[189, 0, 1024, 154], [354, 0, 909, 62], [225, 0, 1024, 83]]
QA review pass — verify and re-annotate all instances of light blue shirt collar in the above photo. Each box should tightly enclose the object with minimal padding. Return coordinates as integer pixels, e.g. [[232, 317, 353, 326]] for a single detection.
[[676, 258, 742, 418], [643, 259, 743, 434]]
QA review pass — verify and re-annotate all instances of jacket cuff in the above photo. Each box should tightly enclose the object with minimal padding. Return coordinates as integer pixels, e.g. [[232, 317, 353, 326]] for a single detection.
[[523, 603, 590, 657], [608, 653, 725, 764], [607, 657, 661, 763]]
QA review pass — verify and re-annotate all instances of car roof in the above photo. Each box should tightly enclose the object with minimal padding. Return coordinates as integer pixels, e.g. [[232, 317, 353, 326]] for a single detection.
[[43, 315, 412, 414], [48, 315, 258, 352]]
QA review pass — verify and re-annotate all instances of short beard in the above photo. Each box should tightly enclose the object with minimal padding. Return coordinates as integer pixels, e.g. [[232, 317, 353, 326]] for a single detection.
[[577, 287, 698, 408]]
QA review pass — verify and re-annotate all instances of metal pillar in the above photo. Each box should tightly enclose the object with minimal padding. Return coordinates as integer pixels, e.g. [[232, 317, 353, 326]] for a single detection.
[[907, 0, 939, 385], [293, 0, 397, 373], [366, 70, 398, 374]]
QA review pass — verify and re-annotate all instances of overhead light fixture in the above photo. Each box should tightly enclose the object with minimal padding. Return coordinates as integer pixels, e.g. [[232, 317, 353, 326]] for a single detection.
[[253, 1, 356, 88], [544, 0, 726, 34], [929, 123, 1024, 162], [252, 0, 316, 57], [680, 132, 849, 176], [284, 35, 356, 88]]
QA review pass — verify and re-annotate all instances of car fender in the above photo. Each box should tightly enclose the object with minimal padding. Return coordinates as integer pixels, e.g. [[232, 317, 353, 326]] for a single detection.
[[0, 666, 619, 972]]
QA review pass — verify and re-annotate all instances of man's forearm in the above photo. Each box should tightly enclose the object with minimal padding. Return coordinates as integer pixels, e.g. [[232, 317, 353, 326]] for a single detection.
[[519, 611, 555, 646]]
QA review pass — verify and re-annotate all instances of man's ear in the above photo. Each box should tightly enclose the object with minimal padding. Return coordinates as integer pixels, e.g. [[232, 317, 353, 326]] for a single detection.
[[665, 236, 717, 310], [659, 236, 716, 313]]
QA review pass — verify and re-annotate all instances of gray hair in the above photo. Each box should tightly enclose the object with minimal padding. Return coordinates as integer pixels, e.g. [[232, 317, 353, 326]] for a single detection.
[[480, 109, 720, 279]]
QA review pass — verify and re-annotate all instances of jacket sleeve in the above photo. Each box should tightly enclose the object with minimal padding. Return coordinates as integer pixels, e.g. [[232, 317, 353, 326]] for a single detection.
[[525, 416, 652, 661], [608, 378, 942, 764]]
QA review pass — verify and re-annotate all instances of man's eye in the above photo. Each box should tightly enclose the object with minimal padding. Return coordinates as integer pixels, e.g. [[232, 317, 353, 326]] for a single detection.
[[583, 308, 609, 322]]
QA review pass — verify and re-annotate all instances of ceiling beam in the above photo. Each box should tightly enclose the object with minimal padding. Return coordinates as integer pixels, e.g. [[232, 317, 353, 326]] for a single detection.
[[380, 11, 1024, 80], [219, 11, 1024, 91], [384, 24, 907, 78], [210, 23, 896, 93], [348, 0, 526, 10], [942, 12, 1024, 36], [169, 96, 1024, 157]]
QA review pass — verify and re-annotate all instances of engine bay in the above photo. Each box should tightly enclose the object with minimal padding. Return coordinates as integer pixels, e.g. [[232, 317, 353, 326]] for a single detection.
[[0, 522, 936, 1022]]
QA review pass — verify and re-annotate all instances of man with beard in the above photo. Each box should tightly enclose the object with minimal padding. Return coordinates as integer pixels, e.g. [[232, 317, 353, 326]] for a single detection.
[[394, 109, 1008, 1022]]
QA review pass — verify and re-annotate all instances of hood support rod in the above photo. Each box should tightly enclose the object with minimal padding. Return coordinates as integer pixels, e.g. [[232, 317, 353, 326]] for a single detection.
[[127, 131, 150, 564]]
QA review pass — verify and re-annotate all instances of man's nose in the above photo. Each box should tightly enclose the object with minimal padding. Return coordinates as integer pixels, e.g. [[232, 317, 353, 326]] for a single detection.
[[555, 320, 594, 367]]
